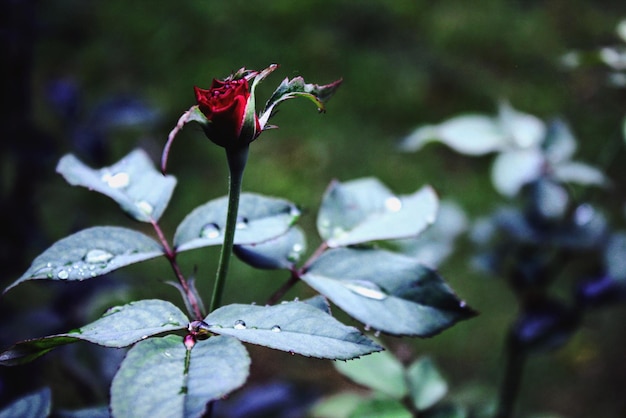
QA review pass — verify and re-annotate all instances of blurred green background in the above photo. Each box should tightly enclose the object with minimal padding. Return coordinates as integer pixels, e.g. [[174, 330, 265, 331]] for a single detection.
[[3, 1, 626, 416]]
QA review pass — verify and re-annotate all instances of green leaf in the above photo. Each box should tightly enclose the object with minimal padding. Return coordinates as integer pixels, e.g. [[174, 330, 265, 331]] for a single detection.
[[301, 248, 476, 336], [0, 300, 188, 366], [406, 357, 448, 410], [310, 393, 367, 418], [204, 298, 382, 360], [234, 226, 306, 270], [0, 387, 51, 418], [174, 193, 300, 252], [110, 335, 250, 418], [348, 398, 411, 418], [552, 161, 607, 187], [399, 115, 504, 155], [69, 299, 188, 346], [497, 101, 545, 149], [490, 149, 544, 197], [5, 227, 164, 292], [334, 349, 407, 399], [399, 102, 545, 155], [0, 336, 79, 366], [259, 76, 342, 128], [57, 149, 177, 222], [317, 178, 438, 248]]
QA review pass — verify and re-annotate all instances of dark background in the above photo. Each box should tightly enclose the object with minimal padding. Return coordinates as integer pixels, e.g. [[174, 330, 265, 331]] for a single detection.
[[2, 1, 626, 416]]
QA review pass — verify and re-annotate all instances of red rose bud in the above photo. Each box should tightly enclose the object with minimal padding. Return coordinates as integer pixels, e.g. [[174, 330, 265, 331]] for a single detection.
[[194, 78, 260, 149]]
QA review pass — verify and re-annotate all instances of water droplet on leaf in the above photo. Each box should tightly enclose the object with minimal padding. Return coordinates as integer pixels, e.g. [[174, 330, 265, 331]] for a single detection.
[[384, 196, 403, 212], [102, 171, 130, 189], [344, 280, 388, 300], [236, 216, 249, 230], [234, 320, 246, 330], [200, 223, 221, 239], [136, 200, 154, 215], [271, 325, 281, 333], [57, 270, 69, 279], [84, 249, 114, 264]]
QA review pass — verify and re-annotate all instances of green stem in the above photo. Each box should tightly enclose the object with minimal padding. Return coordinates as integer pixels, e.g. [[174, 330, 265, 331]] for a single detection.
[[209, 146, 249, 312]]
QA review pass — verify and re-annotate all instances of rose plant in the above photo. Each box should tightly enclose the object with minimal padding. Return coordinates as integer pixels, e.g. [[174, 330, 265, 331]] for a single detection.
[[0, 65, 475, 418]]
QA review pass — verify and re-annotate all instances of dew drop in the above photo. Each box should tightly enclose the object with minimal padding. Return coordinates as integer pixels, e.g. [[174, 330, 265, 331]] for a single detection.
[[84, 249, 114, 264], [57, 270, 69, 279], [102, 171, 130, 189], [374, 330, 381, 338], [136, 200, 154, 215], [235, 216, 249, 230], [200, 223, 221, 239], [384, 196, 403, 212], [287, 243, 304, 262], [234, 320, 246, 330], [271, 325, 281, 333], [344, 280, 388, 300]]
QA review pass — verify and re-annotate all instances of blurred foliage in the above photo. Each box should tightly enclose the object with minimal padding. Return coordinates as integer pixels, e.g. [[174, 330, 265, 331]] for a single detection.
[[3, 0, 626, 417]]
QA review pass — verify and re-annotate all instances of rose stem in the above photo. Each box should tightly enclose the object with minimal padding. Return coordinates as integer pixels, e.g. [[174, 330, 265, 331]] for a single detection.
[[210, 146, 249, 312], [151, 219, 204, 320]]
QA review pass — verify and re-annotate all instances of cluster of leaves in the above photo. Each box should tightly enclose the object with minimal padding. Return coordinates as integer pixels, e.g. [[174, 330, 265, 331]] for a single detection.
[[312, 344, 473, 418], [0, 147, 475, 417], [400, 101, 626, 416]]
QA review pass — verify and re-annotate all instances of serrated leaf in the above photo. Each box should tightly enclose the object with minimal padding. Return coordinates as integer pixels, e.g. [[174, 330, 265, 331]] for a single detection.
[[302, 248, 476, 337], [0, 300, 188, 366], [204, 299, 382, 360], [259, 76, 342, 128], [393, 201, 467, 268], [110, 335, 250, 418], [70, 299, 188, 346], [406, 357, 448, 410], [0, 387, 51, 418], [317, 178, 438, 248], [234, 226, 306, 270], [334, 349, 407, 399], [57, 149, 177, 222], [174, 193, 300, 252], [5, 227, 164, 293]]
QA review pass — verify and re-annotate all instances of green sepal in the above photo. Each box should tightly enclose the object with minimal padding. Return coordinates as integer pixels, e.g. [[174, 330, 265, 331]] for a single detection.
[[259, 75, 342, 128]]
